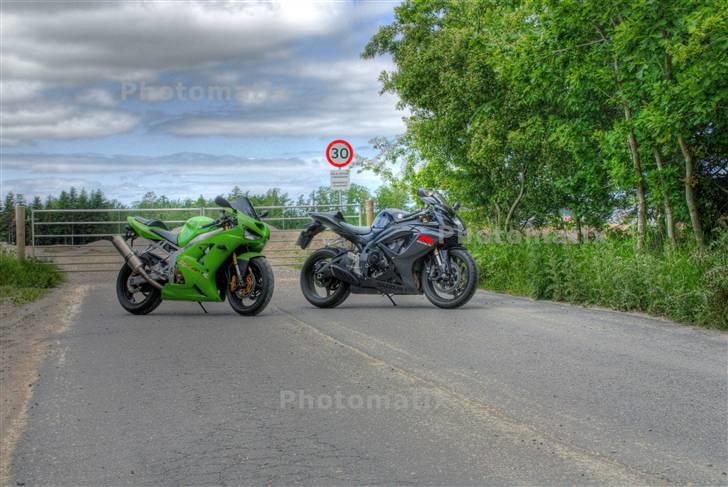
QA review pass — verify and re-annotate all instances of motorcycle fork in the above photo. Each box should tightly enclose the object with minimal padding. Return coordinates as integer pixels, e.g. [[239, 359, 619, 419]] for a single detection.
[[433, 248, 451, 274], [226, 222, 247, 290]]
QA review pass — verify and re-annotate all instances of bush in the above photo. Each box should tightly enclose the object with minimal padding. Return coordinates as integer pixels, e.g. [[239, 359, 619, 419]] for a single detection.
[[0, 250, 64, 304], [469, 233, 727, 329]]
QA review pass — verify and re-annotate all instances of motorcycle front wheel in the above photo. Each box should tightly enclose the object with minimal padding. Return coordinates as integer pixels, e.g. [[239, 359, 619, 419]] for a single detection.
[[422, 248, 479, 309], [226, 257, 274, 316]]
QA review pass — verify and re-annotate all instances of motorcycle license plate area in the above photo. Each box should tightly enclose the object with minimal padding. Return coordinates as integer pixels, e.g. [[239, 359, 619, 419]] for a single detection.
[[296, 221, 325, 249]]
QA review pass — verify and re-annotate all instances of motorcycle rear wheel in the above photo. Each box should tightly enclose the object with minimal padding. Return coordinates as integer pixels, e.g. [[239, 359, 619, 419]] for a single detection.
[[300, 248, 351, 308], [422, 248, 478, 309], [116, 263, 162, 315]]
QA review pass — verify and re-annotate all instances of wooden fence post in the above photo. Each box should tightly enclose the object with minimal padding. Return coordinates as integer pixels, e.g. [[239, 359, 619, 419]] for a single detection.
[[16, 206, 26, 261], [366, 200, 374, 226]]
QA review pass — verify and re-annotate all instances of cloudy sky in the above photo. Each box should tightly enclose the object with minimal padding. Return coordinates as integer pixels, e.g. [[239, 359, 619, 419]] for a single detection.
[[0, 0, 405, 204]]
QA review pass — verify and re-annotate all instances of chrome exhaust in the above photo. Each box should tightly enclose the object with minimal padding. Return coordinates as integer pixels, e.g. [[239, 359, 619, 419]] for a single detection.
[[111, 235, 163, 290]]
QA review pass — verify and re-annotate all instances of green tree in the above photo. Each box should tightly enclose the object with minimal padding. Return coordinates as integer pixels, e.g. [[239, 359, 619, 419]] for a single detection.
[[1, 192, 16, 243], [364, 0, 726, 247], [375, 183, 411, 211]]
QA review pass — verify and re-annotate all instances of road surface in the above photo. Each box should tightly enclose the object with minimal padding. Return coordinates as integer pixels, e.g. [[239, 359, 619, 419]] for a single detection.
[[12, 269, 728, 485]]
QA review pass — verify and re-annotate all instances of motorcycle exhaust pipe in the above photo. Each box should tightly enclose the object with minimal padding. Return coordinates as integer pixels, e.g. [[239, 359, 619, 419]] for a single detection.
[[111, 236, 163, 290], [329, 263, 361, 286]]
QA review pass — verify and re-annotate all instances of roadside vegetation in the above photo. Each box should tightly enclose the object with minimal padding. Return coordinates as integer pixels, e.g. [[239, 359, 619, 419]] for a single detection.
[[0, 250, 64, 305], [470, 232, 727, 328]]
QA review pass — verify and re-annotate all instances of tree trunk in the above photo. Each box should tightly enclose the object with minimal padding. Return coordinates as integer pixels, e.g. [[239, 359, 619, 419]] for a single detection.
[[653, 147, 676, 246], [677, 135, 705, 246], [662, 47, 705, 246], [609, 54, 648, 251], [504, 170, 526, 232], [493, 203, 503, 242], [623, 102, 647, 250], [575, 215, 583, 244]]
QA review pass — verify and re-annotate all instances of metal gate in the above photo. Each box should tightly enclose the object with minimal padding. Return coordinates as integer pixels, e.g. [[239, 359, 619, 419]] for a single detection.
[[30, 204, 363, 272]]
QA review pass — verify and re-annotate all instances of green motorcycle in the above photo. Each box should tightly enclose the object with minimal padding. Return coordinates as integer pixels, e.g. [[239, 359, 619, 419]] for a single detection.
[[111, 195, 274, 316]]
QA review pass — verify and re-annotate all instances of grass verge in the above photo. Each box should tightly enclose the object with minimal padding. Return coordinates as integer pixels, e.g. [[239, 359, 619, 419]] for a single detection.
[[0, 250, 64, 305], [469, 232, 728, 329]]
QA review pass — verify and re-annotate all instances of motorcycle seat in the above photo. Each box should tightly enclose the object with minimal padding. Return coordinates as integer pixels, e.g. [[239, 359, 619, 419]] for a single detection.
[[339, 221, 372, 235], [134, 216, 169, 230], [150, 227, 179, 245]]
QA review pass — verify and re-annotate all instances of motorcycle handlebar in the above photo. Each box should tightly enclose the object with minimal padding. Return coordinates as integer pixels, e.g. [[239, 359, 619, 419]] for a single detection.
[[203, 214, 234, 229]]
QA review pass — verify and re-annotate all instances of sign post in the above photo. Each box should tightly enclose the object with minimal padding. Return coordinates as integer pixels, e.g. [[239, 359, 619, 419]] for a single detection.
[[325, 140, 354, 169], [326, 139, 354, 211], [330, 169, 350, 191]]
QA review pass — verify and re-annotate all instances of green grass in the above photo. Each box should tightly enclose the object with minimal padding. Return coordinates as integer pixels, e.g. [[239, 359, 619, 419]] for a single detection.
[[468, 232, 728, 329], [0, 250, 64, 305]]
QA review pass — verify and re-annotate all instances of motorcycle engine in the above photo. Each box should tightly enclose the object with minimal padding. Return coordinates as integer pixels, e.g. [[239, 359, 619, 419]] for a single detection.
[[143, 250, 173, 283], [366, 250, 387, 277]]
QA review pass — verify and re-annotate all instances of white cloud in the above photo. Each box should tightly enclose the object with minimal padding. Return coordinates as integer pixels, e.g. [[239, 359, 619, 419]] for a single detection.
[[75, 88, 116, 107], [0, 80, 46, 104], [0, 1, 349, 84], [235, 85, 288, 106], [161, 88, 404, 138], [0, 0, 403, 144], [1, 106, 139, 141]]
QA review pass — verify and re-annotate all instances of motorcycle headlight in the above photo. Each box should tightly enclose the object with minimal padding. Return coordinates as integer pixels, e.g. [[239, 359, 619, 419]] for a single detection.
[[244, 228, 261, 240]]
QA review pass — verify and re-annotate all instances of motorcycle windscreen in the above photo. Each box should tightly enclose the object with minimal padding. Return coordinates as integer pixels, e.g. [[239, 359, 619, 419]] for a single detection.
[[230, 197, 259, 219]]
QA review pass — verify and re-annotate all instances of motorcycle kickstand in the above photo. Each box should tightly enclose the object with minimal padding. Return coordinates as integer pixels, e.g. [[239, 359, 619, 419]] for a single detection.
[[383, 293, 397, 306], [197, 302, 208, 314]]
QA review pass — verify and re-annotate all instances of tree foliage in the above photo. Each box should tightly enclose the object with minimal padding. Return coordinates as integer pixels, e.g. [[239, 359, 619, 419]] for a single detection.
[[364, 0, 727, 246]]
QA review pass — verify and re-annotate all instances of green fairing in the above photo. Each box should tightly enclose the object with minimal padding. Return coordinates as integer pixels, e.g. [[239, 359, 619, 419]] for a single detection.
[[126, 203, 270, 302], [178, 216, 215, 246]]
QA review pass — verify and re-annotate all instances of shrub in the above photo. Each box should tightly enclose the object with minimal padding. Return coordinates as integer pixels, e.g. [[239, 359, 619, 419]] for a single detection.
[[0, 250, 64, 304], [469, 233, 727, 329]]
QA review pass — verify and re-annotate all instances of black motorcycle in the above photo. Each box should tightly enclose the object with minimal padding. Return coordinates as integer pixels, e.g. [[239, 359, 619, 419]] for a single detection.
[[296, 188, 478, 309]]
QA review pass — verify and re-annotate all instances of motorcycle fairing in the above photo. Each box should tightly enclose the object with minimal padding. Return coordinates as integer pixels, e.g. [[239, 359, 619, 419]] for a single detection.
[[127, 208, 269, 302], [306, 212, 449, 293]]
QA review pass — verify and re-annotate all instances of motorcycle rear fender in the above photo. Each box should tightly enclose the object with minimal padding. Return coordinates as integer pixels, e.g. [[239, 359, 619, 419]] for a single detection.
[[126, 216, 164, 241], [297, 220, 325, 249]]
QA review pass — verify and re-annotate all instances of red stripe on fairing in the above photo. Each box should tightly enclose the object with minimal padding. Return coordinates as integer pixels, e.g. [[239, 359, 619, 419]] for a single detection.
[[417, 234, 434, 245]]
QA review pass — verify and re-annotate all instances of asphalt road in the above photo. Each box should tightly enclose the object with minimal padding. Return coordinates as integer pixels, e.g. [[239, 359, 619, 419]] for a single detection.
[[13, 269, 728, 485]]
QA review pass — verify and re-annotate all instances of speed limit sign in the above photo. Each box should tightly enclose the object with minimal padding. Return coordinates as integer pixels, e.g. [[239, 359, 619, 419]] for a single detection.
[[326, 139, 354, 168]]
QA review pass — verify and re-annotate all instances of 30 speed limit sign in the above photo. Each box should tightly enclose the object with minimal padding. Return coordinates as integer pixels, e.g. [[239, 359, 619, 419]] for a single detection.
[[326, 139, 354, 168]]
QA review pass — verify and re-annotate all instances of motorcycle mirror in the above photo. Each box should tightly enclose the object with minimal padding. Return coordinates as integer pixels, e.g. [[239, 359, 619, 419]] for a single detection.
[[258, 210, 269, 219], [417, 188, 431, 197], [215, 195, 231, 208], [452, 202, 461, 210]]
